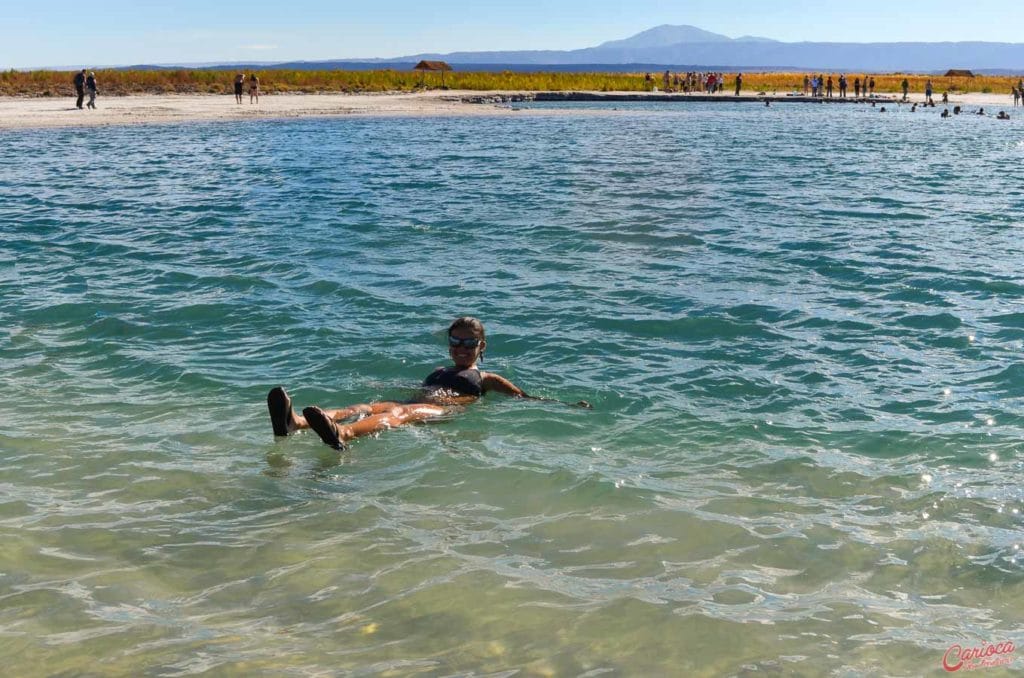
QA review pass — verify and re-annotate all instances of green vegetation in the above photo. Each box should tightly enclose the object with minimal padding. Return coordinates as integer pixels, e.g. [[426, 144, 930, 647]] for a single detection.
[[0, 68, 1020, 97]]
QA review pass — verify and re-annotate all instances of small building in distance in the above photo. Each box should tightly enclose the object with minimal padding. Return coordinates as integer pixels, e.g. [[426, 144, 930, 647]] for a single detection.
[[943, 69, 975, 77], [414, 60, 453, 88]]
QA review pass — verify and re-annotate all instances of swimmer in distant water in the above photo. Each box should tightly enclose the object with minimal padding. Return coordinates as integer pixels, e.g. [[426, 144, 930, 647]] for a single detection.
[[267, 316, 591, 449]]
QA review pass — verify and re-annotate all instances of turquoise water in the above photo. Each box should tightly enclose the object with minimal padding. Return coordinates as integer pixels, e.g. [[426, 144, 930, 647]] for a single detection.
[[2, 102, 1024, 676]]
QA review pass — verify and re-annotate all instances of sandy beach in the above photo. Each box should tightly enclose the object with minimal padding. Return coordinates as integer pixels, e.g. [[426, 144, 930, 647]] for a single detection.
[[0, 90, 1017, 130], [0, 91, 545, 129]]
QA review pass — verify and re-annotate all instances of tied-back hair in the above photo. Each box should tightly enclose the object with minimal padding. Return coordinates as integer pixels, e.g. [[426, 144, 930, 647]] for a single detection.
[[448, 316, 486, 362]]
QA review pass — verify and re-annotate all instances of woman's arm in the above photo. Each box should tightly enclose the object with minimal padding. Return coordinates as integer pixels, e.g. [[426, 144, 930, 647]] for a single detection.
[[480, 372, 527, 397], [481, 372, 591, 408]]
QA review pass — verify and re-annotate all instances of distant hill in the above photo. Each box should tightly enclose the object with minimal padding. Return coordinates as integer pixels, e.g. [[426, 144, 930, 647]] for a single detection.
[[383, 24, 1024, 72], [594, 25, 743, 50], [108, 24, 1024, 73]]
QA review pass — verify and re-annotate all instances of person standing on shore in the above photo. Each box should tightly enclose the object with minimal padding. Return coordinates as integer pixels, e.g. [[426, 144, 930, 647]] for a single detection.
[[234, 73, 245, 104], [839, 74, 847, 98], [803, 74, 810, 95], [73, 69, 86, 109], [735, 72, 742, 96], [854, 77, 861, 98], [925, 79, 934, 105], [901, 78, 909, 101], [85, 72, 98, 109], [249, 73, 260, 104], [869, 77, 876, 96]]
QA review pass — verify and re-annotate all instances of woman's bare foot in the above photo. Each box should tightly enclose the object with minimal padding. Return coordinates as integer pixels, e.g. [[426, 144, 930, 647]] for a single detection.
[[267, 387, 300, 436], [302, 406, 348, 450]]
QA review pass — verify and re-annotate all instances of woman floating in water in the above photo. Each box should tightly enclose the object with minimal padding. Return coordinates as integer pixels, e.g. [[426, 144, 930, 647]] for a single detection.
[[267, 316, 590, 449]]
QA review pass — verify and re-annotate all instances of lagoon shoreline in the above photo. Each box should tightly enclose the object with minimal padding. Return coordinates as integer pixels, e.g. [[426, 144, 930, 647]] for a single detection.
[[0, 90, 1017, 130]]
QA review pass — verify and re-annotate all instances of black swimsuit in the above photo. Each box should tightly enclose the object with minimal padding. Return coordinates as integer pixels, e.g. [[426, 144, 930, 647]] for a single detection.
[[422, 367, 484, 397]]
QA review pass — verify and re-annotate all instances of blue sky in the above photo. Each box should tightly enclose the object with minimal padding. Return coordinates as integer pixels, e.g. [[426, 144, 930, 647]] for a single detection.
[[3, 0, 1023, 69]]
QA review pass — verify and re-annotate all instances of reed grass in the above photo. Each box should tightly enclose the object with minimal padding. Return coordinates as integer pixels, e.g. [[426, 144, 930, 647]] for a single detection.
[[739, 72, 1022, 95], [1, 68, 1021, 97]]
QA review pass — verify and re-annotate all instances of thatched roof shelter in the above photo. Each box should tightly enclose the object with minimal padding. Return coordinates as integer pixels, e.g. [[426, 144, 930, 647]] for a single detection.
[[944, 69, 974, 77], [414, 60, 453, 87]]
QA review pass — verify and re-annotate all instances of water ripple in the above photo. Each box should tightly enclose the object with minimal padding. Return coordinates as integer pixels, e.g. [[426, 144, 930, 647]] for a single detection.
[[2, 103, 1023, 675]]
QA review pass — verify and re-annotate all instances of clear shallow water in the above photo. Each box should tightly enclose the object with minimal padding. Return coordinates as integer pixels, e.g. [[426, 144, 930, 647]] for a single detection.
[[1, 102, 1024, 676]]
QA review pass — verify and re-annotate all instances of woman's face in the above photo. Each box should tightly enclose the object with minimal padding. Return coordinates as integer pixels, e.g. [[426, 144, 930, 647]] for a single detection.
[[448, 326, 484, 368]]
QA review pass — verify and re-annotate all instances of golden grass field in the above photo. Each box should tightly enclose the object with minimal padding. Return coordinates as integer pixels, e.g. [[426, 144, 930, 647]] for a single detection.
[[1, 69, 1022, 97]]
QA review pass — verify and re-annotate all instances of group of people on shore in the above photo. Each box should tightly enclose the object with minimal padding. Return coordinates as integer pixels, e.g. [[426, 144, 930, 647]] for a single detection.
[[899, 78, 944, 104], [801, 73, 857, 97], [1012, 80, 1024, 107], [640, 72, 1024, 107], [70, 69, 262, 106], [645, 71, 729, 94], [72, 69, 98, 109], [234, 73, 260, 104]]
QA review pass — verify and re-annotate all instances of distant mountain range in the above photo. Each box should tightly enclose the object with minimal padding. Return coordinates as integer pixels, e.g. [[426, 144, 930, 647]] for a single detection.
[[125, 25, 1024, 73]]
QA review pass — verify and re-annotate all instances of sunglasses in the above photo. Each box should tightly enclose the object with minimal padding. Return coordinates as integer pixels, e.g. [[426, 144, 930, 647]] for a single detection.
[[447, 335, 481, 348]]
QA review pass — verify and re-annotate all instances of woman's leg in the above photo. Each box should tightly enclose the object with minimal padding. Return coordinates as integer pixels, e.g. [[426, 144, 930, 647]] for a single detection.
[[302, 403, 446, 450], [267, 386, 403, 437]]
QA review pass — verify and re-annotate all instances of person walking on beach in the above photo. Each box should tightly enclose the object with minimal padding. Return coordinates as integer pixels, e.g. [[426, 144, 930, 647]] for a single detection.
[[85, 71, 98, 109], [735, 72, 742, 96], [901, 78, 909, 101], [234, 73, 245, 104], [249, 73, 260, 104], [73, 69, 86, 109], [267, 317, 590, 450]]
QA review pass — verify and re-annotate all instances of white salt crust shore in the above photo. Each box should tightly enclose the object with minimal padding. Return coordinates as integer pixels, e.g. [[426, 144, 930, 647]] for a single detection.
[[0, 90, 1017, 130]]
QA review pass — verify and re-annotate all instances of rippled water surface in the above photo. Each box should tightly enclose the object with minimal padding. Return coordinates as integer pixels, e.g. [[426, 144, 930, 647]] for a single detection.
[[2, 102, 1024, 676]]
